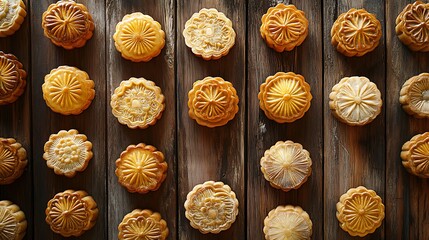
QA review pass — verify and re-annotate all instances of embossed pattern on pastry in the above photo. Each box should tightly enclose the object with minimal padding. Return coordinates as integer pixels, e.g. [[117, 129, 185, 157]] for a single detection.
[[396, 1, 429, 51], [118, 209, 169, 240], [258, 72, 312, 123], [0, 0, 26, 37], [331, 8, 382, 57], [184, 181, 239, 234], [401, 132, 429, 178], [0, 200, 27, 240], [329, 76, 382, 126], [183, 8, 236, 60], [43, 129, 92, 178], [113, 12, 165, 62], [42, 66, 95, 115], [42, 0, 94, 49], [45, 190, 98, 237], [400, 73, 429, 118], [115, 143, 167, 194], [260, 4, 308, 52], [0, 138, 26, 185], [0, 51, 26, 105], [260, 141, 312, 192], [188, 77, 239, 128], [263, 205, 312, 240], [110, 77, 165, 129]]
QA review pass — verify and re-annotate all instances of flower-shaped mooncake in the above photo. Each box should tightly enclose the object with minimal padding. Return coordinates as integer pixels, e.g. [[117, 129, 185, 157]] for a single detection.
[[337, 186, 384, 237], [42, 0, 94, 49], [184, 181, 239, 234], [0, 51, 26, 105], [188, 77, 239, 128], [45, 190, 98, 237], [258, 72, 312, 123], [111, 77, 165, 129], [260, 141, 312, 192], [263, 205, 312, 240], [118, 209, 169, 240], [43, 129, 93, 178], [401, 132, 429, 178], [396, 1, 429, 52], [0, 0, 26, 37], [331, 9, 382, 57], [113, 12, 165, 62], [0, 200, 27, 240], [400, 73, 429, 118], [329, 76, 382, 126], [260, 4, 308, 52], [0, 138, 27, 185], [183, 8, 236, 60], [115, 143, 167, 194]]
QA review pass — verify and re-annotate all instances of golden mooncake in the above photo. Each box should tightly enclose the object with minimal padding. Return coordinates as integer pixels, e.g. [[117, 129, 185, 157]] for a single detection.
[[329, 76, 382, 126], [396, 1, 429, 52], [42, 66, 95, 115], [183, 8, 236, 60], [260, 4, 308, 52], [42, 0, 94, 49], [331, 9, 382, 57], [184, 181, 239, 234], [118, 209, 169, 240], [263, 205, 312, 240], [111, 77, 165, 129], [0, 0, 26, 37], [336, 186, 384, 237], [43, 129, 92, 178], [0, 138, 26, 185], [188, 76, 239, 128], [115, 143, 167, 194], [0, 51, 26, 105], [260, 141, 312, 192], [258, 72, 312, 123], [45, 190, 98, 237], [401, 132, 429, 178], [0, 200, 27, 240], [400, 73, 429, 118]]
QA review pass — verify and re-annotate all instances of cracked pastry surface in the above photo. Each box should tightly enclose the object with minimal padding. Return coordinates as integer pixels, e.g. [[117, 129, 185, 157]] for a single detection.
[[0, 138, 27, 185], [396, 1, 429, 51], [0, 200, 27, 240], [0, 51, 26, 105], [0, 0, 26, 37], [401, 132, 429, 178], [400, 73, 429, 118], [118, 209, 169, 240]]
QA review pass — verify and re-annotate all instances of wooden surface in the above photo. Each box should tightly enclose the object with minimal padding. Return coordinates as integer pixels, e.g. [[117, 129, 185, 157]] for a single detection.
[[0, 0, 428, 239]]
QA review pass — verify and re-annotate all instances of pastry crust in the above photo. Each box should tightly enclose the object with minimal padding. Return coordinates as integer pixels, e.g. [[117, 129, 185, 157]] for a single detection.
[[188, 76, 239, 128], [183, 8, 236, 60], [336, 186, 384, 237], [396, 1, 429, 52], [184, 181, 239, 234], [260, 4, 308, 52], [45, 190, 98, 237], [0, 138, 27, 185], [0, 0, 26, 37], [0, 200, 27, 240], [42, 0, 94, 49], [331, 8, 382, 57], [401, 132, 429, 178], [329, 76, 382, 126], [0, 51, 26, 105], [400, 73, 429, 118], [110, 77, 165, 129], [263, 205, 312, 240], [118, 209, 169, 240], [115, 143, 167, 194], [258, 72, 312, 123]]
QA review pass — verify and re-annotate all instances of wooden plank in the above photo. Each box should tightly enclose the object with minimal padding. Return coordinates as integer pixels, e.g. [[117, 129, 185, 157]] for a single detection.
[[176, 0, 246, 239], [105, 1, 177, 239], [30, 0, 107, 239]]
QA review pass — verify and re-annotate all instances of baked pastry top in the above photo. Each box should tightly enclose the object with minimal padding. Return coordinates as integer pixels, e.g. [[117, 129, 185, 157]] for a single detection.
[[0, 200, 27, 240], [188, 76, 239, 127], [0, 138, 27, 185], [400, 73, 429, 118], [0, 51, 26, 105], [118, 209, 169, 240], [396, 1, 429, 52], [113, 12, 165, 62], [401, 132, 429, 178], [0, 0, 26, 37], [260, 4, 308, 52], [183, 8, 236, 60]]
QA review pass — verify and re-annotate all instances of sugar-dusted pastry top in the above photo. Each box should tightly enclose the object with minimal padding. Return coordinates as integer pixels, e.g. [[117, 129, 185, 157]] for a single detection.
[[118, 209, 169, 240], [401, 132, 429, 178], [336, 186, 384, 237], [0, 200, 27, 240], [396, 1, 429, 51], [263, 205, 312, 240], [0, 51, 26, 105], [45, 190, 98, 237], [260, 4, 308, 52], [184, 181, 239, 234], [0, 0, 26, 37], [115, 143, 167, 194], [0, 138, 27, 185], [188, 76, 239, 128], [331, 8, 382, 57], [400, 73, 429, 118], [183, 8, 236, 60]]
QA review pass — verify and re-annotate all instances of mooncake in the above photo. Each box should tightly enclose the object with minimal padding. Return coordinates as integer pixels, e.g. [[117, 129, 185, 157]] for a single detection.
[[0, 0, 26, 37], [0, 200, 27, 240], [0, 51, 26, 105], [118, 209, 169, 240], [401, 132, 429, 178], [0, 138, 27, 185], [396, 1, 429, 51], [400, 73, 429, 118]]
